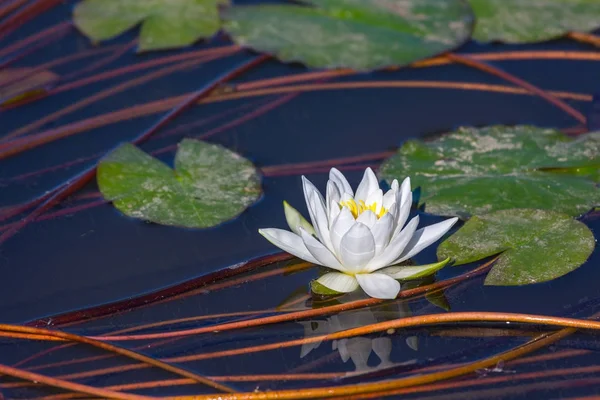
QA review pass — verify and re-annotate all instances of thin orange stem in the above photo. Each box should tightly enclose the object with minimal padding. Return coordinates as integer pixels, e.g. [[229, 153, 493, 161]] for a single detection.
[[3, 260, 495, 387], [3, 81, 588, 164], [0, 361, 154, 400], [0, 331, 64, 341], [52, 46, 240, 95], [148, 314, 599, 364], [23, 310, 274, 372], [29, 353, 600, 400], [213, 81, 592, 104], [0, 54, 222, 144], [0, 20, 71, 58], [237, 50, 600, 91], [0, 324, 235, 393], [0, 0, 28, 20], [33, 374, 345, 400], [445, 53, 586, 124], [38, 311, 594, 385], [167, 326, 580, 399], [261, 151, 395, 176], [568, 32, 600, 48], [90, 258, 496, 341]]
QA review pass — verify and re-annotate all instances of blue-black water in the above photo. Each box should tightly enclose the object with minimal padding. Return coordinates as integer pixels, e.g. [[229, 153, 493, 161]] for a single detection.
[[1, 1, 599, 398]]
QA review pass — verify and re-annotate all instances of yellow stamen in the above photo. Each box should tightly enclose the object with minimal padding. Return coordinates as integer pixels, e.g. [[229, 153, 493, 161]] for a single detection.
[[339, 199, 387, 219]]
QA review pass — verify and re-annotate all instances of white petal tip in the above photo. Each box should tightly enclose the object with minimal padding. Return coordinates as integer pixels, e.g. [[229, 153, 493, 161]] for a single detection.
[[356, 273, 401, 299]]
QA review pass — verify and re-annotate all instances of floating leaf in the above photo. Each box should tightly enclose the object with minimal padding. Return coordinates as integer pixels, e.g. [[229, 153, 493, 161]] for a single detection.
[[437, 209, 596, 286], [222, 0, 473, 70], [467, 0, 600, 43], [73, 0, 228, 51], [380, 126, 600, 218], [97, 139, 261, 228]]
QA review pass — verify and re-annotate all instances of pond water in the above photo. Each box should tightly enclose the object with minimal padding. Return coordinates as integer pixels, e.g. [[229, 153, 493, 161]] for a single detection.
[[1, 1, 599, 399]]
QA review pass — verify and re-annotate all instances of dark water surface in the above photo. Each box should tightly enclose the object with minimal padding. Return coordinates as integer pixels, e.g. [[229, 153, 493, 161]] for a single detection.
[[1, 1, 599, 398]]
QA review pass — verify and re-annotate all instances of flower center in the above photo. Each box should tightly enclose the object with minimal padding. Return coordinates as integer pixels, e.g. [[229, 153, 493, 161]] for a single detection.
[[339, 199, 387, 219]]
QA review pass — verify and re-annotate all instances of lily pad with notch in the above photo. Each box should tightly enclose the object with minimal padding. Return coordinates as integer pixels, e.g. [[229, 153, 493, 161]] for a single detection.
[[97, 138, 262, 228], [380, 125, 600, 218], [73, 0, 228, 51], [437, 209, 596, 286], [466, 0, 600, 43], [222, 0, 474, 70]]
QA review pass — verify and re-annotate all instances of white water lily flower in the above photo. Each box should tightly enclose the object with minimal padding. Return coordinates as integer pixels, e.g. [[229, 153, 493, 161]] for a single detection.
[[259, 167, 458, 300]]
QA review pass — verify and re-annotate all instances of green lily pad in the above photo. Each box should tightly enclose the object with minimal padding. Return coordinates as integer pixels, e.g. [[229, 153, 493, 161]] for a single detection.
[[466, 0, 600, 43], [97, 139, 261, 228], [380, 126, 600, 218], [437, 209, 596, 286], [222, 0, 474, 70], [73, 0, 228, 51]]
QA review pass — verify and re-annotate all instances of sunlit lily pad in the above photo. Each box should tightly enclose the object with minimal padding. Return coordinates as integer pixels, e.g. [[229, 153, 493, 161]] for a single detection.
[[437, 209, 596, 285], [222, 0, 474, 70], [97, 139, 261, 228], [467, 0, 600, 43], [380, 126, 600, 218], [73, 0, 228, 51]]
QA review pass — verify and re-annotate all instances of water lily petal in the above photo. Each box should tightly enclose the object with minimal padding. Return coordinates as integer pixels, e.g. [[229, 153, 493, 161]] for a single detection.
[[378, 257, 450, 280], [386, 202, 398, 222], [364, 216, 419, 272], [339, 223, 376, 273], [326, 180, 341, 209], [400, 177, 411, 203], [365, 189, 383, 213], [259, 228, 319, 264], [283, 201, 315, 236], [316, 272, 359, 293], [356, 210, 377, 229], [302, 175, 325, 207], [371, 212, 394, 256], [329, 167, 353, 197], [330, 206, 356, 256], [328, 199, 341, 229], [396, 217, 459, 263], [355, 273, 401, 299], [302, 176, 329, 242], [355, 167, 378, 202], [310, 193, 335, 249], [393, 177, 412, 237], [382, 183, 398, 210], [300, 227, 345, 271]]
